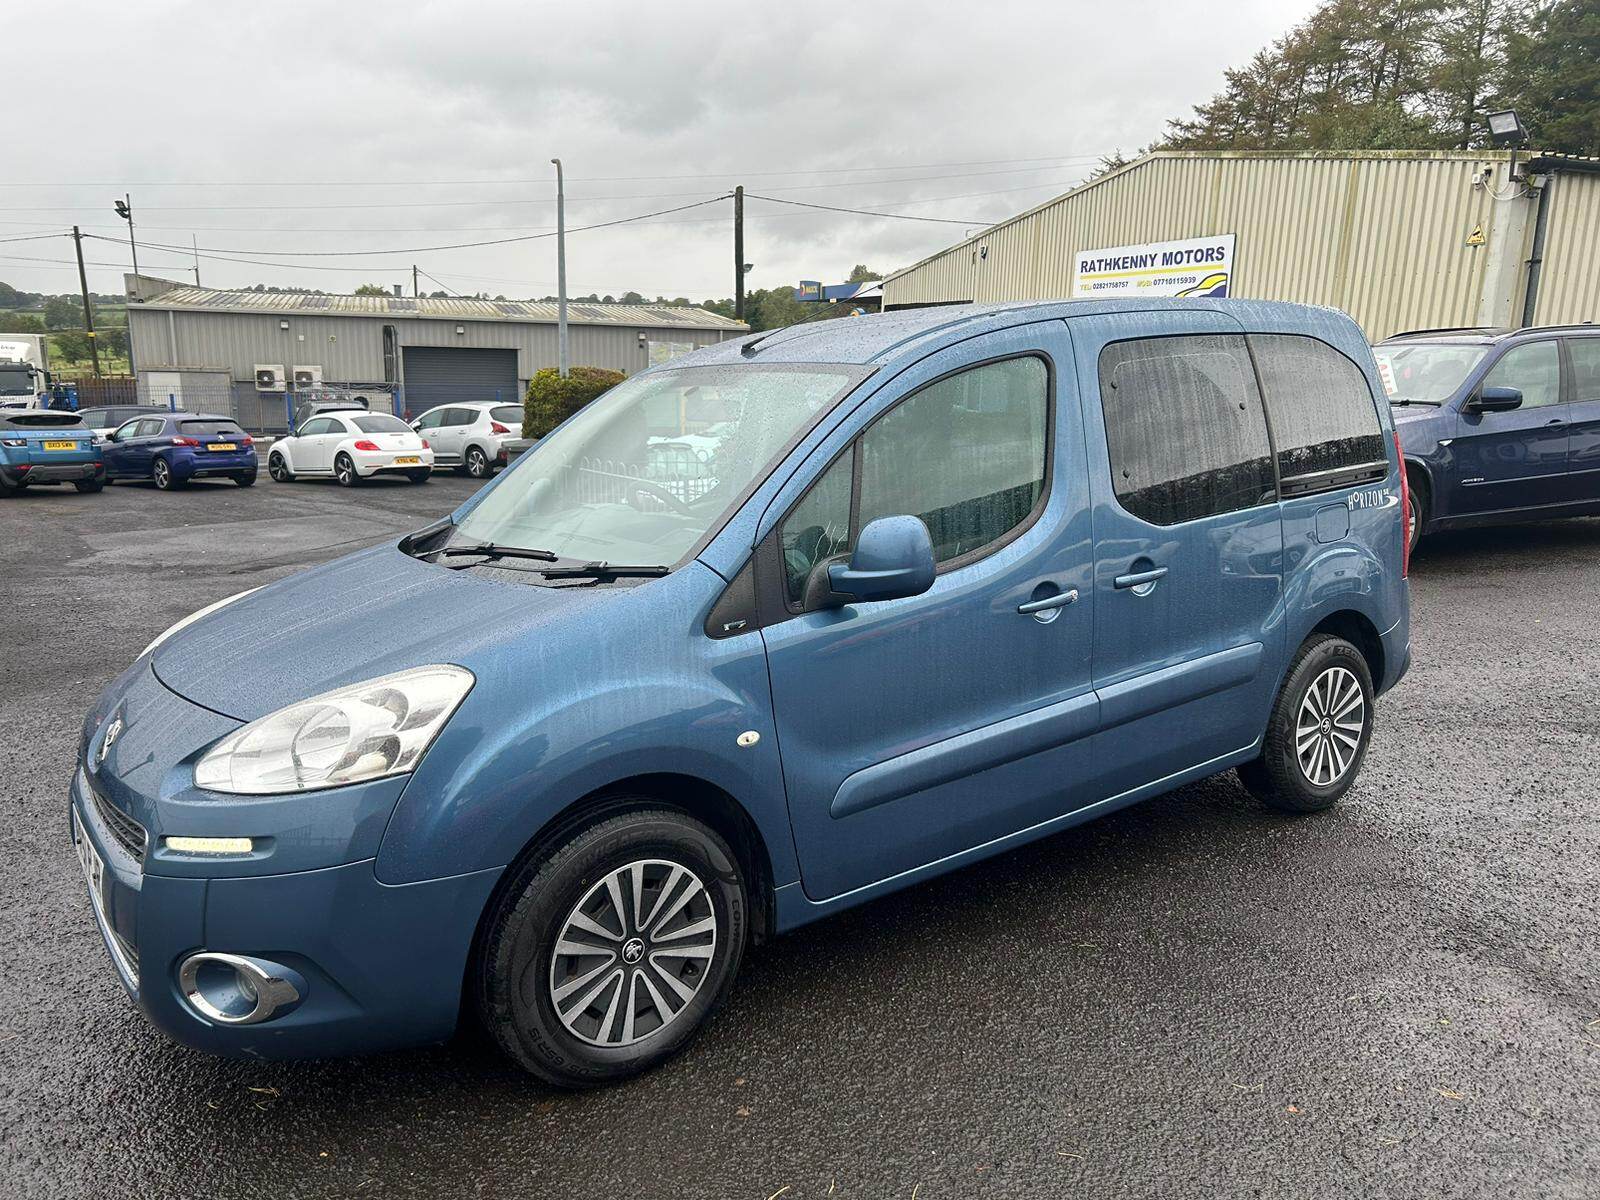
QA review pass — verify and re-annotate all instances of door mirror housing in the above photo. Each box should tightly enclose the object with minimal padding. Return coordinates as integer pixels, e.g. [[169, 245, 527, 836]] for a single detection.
[[809, 516, 936, 609], [1469, 385, 1523, 413]]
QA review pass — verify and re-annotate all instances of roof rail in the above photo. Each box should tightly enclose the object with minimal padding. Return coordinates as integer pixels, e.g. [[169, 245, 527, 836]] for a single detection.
[[1382, 325, 1510, 340], [1517, 321, 1597, 332]]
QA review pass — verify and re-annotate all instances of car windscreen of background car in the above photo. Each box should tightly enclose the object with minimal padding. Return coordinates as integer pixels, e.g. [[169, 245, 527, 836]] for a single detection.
[[353, 415, 413, 434], [491, 406, 523, 426], [179, 420, 246, 437], [453, 365, 858, 567], [1372, 343, 1488, 403]]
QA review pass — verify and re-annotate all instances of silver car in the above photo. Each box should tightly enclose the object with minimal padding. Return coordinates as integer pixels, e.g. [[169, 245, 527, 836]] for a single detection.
[[410, 401, 531, 479]]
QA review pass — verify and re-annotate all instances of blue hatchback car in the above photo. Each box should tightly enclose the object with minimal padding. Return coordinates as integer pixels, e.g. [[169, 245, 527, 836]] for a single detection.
[[1375, 324, 1600, 549], [74, 299, 1410, 1086], [102, 412, 257, 490]]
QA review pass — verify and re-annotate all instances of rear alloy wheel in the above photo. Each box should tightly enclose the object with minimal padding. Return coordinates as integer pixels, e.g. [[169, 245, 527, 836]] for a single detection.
[[465, 446, 491, 479], [152, 458, 180, 490], [74, 478, 104, 494], [1239, 634, 1374, 814], [477, 807, 747, 1088], [268, 452, 293, 482], [334, 453, 360, 487]]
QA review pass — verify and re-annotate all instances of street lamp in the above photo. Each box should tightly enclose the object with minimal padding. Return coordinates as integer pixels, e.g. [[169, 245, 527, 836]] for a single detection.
[[1485, 109, 1530, 181], [113, 194, 139, 278]]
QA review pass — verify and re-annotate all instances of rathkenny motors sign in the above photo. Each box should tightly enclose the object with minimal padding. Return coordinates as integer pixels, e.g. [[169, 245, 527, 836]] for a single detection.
[[1071, 233, 1236, 299]]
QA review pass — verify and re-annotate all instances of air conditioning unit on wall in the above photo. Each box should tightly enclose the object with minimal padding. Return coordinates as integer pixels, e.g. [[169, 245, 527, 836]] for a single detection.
[[254, 364, 285, 392], [292, 365, 323, 388]]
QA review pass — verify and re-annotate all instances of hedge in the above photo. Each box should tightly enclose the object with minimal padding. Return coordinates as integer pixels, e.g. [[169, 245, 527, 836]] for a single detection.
[[523, 367, 625, 439]]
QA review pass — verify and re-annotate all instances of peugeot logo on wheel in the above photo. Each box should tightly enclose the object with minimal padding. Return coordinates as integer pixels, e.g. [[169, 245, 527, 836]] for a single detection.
[[622, 937, 645, 965], [95, 716, 123, 770]]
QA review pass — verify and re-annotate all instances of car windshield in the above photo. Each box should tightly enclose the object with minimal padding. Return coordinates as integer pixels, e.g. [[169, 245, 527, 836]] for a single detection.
[[452, 364, 859, 566], [1373, 342, 1489, 403], [354, 414, 412, 434]]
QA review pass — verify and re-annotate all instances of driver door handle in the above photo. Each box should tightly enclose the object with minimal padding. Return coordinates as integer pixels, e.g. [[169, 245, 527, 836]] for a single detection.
[[1017, 589, 1078, 615]]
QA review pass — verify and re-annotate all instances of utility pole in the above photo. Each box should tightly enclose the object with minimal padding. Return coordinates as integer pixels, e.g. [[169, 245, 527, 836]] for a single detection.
[[114, 194, 139, 278], [72, 226, 101, 379], [734, 185, 745, 322], [191, 234, 202, 286], [413, 264, 419, 298], [551, 158, 569, 377]]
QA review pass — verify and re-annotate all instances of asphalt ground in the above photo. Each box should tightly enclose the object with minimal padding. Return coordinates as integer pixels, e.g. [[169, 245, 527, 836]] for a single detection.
[[2, 473, 1598, 1199]]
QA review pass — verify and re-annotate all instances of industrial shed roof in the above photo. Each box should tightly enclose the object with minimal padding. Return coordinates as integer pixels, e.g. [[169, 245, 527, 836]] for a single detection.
[[134, 285, 748, 330]]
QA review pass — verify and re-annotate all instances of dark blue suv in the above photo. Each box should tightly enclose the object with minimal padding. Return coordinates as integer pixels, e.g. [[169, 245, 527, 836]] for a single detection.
[[1375, 325, 1600, 549], [74, 299, 1409, 1086], [102, 412, 257, 490]]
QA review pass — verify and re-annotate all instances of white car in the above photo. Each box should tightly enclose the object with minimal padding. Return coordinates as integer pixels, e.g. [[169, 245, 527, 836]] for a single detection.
[[410, 401, 532, 479], [267, 409, 433, 486]]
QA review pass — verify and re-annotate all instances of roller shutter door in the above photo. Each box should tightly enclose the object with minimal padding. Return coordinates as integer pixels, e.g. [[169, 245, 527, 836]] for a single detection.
[[401, 347, 519, 415]]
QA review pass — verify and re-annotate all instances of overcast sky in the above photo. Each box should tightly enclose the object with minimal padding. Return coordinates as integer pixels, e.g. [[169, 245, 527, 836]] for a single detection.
[[7, 0, 1319, 302]]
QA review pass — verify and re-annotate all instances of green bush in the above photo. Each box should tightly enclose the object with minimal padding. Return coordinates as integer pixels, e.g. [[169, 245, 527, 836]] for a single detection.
[[523, 366, 625, 438]]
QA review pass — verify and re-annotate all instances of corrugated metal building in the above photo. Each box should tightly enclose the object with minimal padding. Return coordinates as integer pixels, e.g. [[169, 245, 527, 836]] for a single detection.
[[125, 277, 748, 429], [882, 151, 1600, 340]]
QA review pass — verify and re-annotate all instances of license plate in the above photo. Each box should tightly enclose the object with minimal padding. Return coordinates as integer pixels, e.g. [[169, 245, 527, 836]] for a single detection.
[[72, 807, 106, 907], [394, 456, 421, 465], [208, 442, 238, 452], [43, 440, 78, 451]]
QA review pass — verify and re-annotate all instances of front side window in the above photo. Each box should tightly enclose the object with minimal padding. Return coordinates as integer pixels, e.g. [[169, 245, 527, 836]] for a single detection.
[[1251, 334, 1386, 486], [414, 410, 443, 430], [1099, 334, 1273, 525], [298, 418, 334, 438], [1373, 343, 1488, 404], [112, 420, 140, 441], [1482, 341, 1560, 408], [136, 419, 165, 438], [780, 447, 854, 603], [454, 364, 858, 568]]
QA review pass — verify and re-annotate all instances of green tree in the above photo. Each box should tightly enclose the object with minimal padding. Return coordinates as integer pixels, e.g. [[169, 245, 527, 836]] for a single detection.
[[354, 283, 392, 296], [102, 327, 129, 356], [1502, 0, 1600, 156], [846, 264, 884, 283], [43, 296, 81, 329], [52, 329, 88, 361], [0, 312, 45, 334]]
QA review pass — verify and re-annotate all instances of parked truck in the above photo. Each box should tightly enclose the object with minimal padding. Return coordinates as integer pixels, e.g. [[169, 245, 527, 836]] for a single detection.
[[0, 334, 49, 409]]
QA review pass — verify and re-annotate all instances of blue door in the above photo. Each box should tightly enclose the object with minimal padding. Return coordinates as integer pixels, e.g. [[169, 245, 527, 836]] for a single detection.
[[761, 323, 1097, 901], [1452, 338, 1568, 516], [1071, 311, 1286, 795], [103, 417, 155, 478], [1562, 336, 1600, 505]]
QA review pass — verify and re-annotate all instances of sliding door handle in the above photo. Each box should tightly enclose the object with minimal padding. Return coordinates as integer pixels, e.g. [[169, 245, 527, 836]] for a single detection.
[[1017, 588, 1079, 615], [1113, 566, 1168, 591]]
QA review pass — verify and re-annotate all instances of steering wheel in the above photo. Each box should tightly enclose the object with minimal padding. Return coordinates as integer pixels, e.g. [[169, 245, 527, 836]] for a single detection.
[[624, 477, 696, 515]]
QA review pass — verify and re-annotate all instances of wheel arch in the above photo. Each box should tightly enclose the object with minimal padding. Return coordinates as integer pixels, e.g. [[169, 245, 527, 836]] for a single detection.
[[1307, 609, 1384, 687], [1403, 456, 1433, 525]]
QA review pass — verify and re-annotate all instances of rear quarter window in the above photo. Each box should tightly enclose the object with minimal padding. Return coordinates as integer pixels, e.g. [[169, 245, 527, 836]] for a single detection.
[[1250, 335, 1387, 488], [1099, 334, 1274, 525], [491, 405, 523, 425], [353, 415, 412, 434]]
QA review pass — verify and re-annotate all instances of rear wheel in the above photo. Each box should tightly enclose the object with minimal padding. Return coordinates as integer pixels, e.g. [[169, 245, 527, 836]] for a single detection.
[[334, 453, 360, 487], [465, 446, 491, 479], [234, 470, 257, 487], [406, 468, 431, 484], [268, 452, 293, 482], [152, 458, 180, 490], [73, 478, 104, 494], [475, 807, 747, 1088], [1239, 634, 1374, 814]]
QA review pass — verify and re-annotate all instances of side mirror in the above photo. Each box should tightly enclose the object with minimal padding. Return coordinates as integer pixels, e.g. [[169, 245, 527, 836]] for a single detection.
[[411, 422, 423, 432], [809, 516, 936, 609], [1469, 385, 1523, 413]]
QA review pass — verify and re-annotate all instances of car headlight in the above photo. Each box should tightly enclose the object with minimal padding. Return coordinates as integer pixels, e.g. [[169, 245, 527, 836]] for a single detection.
[[194, 665, 474, 795], [141, 587, 262, 660]]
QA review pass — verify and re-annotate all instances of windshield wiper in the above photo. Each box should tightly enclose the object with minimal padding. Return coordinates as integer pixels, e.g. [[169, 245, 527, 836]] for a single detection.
[[1389, 398, 1442, 407], [539, 561, 670, 579], [434, 541, 561, 569]]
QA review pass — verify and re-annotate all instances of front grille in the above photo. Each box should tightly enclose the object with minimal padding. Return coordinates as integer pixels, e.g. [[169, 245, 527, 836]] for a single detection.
[[90, 785, 148, 863]]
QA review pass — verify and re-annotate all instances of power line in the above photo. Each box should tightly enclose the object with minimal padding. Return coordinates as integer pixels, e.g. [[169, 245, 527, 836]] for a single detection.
[[743, 194, 987, 226]]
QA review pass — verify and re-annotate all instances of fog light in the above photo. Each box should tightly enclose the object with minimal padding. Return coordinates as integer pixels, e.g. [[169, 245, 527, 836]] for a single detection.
[[164, 835, 254, 855], [178, 952, 304, 1025]]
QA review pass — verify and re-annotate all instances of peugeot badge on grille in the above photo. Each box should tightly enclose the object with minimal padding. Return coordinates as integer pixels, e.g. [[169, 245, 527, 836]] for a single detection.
[[95, 716, 123, 770]]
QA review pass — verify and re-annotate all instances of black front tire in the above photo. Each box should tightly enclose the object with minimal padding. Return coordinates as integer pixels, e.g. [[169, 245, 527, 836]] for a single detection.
[[74, 478, 104, 494], [1239, 634, 1375, 814], [475, 806, 748, 1088]]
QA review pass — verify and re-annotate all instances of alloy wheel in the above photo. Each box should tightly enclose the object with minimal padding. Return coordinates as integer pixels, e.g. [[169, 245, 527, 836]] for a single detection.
[[336, 456, 355, 486], [153, 460, 170, 489], [548, 858, 718, 1048], [468, 448, 488, 478], [1295, 665, 1365, 787], [269, 454, 288, 482]]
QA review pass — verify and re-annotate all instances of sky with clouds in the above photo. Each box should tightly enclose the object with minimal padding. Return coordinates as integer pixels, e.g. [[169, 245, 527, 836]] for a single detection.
[[6, 0, 1320, 301]]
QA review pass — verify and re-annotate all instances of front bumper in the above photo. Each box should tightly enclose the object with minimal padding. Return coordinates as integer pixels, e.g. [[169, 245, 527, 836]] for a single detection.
[[1, 460, 103, 486], [70, 662, 502, 1059]]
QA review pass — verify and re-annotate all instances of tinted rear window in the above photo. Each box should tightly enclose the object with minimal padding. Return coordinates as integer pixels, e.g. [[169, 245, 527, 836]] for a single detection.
[[179, 420, 245, 437], [353, 414, 412, 434], [491, 406, 523, 425], [1251, 335, 1386, 485], [1099, 334, 1274, 525], [1, 412, 84, 428]]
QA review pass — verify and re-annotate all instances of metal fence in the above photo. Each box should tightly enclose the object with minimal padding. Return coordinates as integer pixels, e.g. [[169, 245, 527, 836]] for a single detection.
[[568, 446, 718, 509]]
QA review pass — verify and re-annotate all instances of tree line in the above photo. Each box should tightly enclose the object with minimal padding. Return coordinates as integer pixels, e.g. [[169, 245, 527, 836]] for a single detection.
[[1100, 0, 1598, 168]]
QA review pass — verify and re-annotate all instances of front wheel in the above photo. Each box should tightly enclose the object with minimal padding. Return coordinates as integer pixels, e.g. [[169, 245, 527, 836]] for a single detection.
[[268, 452, 293, 483], [1407, 477, 1428, 555], [334, 453, 360, 487], [475, 807, 747, 1088], [152, 458, 180, 490], [1239, 634, 1374, 814]]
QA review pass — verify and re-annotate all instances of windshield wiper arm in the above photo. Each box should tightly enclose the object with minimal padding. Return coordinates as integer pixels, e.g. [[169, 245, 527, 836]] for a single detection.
[[1389, 398, 1442, 407], [434, 542, 561, 569], [539, 561, 670, 579]]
